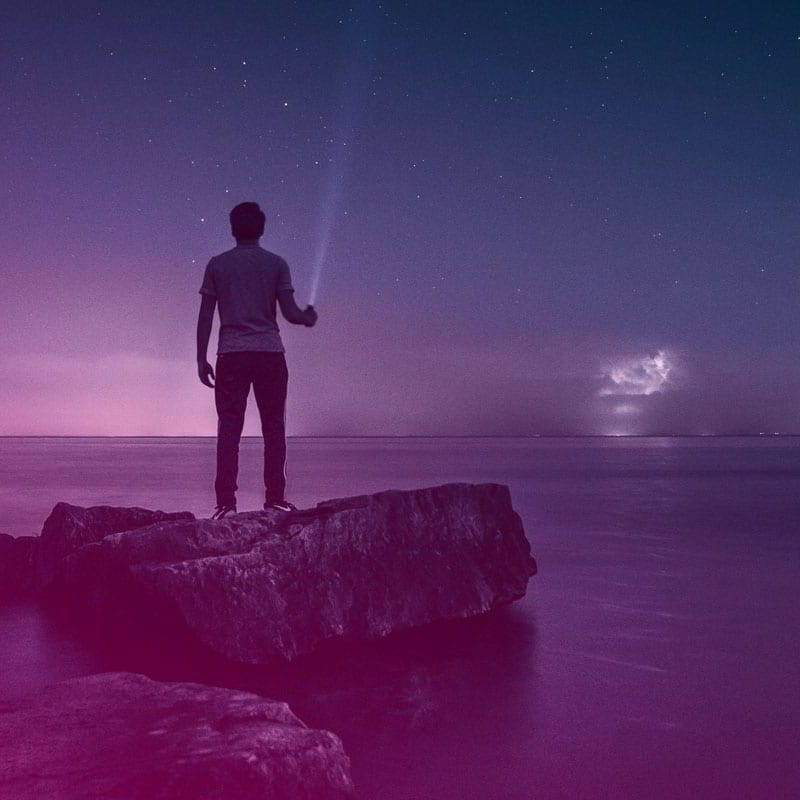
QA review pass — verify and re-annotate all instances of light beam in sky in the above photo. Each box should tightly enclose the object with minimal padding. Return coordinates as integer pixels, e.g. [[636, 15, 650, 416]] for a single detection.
[[308, 141, 348, 306], [308, 5, 377, 305]]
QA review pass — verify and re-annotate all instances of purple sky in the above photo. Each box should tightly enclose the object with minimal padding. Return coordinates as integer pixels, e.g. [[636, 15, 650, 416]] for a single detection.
[[2, 1, 798, 435]]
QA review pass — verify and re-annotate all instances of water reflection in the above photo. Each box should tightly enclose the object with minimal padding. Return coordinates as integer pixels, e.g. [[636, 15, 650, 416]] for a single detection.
[[0, 603, 108, 700]]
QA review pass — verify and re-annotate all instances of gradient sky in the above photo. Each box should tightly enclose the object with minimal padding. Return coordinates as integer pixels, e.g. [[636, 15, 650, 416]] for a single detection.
[[2, 0, 798, 435]]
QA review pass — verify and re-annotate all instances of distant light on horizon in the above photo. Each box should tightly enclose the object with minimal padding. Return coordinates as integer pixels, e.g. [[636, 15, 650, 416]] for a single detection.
[[599, 350, 673, 397]]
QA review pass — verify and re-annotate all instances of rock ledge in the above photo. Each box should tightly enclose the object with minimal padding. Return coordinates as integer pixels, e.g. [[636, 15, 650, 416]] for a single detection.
[[48, 483, 535, 663]]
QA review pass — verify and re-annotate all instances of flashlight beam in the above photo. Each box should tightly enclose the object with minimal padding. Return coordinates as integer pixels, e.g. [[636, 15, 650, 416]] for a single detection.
[[307, 3, 378, 306]]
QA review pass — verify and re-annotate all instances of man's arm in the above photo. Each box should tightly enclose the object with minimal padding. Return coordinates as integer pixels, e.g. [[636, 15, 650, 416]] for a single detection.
[[196, 293, 217, 387], [277, 289, 317, 327]]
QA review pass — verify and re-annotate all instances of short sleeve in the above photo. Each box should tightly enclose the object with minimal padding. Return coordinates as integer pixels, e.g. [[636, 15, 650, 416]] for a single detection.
[[199, 259, 217, 297], [277, 258, 293, 293]]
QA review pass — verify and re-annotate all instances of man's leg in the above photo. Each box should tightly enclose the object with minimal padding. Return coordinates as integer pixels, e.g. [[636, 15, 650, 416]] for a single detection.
[[214, 353, 250, 508], [252, 352, 289, 504]]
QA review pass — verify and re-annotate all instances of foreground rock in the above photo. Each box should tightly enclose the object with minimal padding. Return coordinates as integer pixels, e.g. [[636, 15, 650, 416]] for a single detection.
[[49, 483, 536, 663], [0, 672, 353, 800]]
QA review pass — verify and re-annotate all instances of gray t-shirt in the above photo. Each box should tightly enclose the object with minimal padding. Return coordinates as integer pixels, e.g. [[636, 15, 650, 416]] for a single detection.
[[199, 243, 293, 354]]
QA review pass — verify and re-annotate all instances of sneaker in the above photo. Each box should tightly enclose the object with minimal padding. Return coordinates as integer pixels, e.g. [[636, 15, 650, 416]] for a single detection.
[[265, 500, 297, 512], [211, 504, 237, 519]]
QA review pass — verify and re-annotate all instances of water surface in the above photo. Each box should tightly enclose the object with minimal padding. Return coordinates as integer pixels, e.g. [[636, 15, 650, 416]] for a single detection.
[[1, 436, 798, 799]]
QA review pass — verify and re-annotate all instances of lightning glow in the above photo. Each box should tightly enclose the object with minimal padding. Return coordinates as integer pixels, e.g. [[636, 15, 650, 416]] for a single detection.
[[599, 350, 673, 397]]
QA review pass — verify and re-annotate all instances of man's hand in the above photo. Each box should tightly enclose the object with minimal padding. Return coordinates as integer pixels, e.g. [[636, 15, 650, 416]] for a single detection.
[[198, 361, 215, 388], [304, 305, 318, 327], [196, 294, 216, 382]]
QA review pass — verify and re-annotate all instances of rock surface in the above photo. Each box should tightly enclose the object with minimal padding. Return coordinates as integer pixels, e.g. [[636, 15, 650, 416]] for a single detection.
[[0, 534, 38, 599], [50, 483, 536, 663], [0, 672, 354, 800], [37, 503, 195, 588]]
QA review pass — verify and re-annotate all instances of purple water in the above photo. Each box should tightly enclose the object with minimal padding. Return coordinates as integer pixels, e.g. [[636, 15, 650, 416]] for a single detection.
[[1, 436, 799, 799]]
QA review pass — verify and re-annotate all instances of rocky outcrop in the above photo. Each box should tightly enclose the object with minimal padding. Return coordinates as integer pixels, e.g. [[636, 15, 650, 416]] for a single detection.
[[37, 503, 194, 588], [0, 672, 354, 800], [49, 483, 536, 664], [0, 534, 38, 599]]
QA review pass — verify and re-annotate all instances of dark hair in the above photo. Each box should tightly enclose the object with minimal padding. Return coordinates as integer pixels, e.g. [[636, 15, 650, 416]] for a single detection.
[[230, 202, 265, 240]]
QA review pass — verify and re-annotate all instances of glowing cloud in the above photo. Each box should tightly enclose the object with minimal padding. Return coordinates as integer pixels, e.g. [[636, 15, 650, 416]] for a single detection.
[[599, 350, 673, 397]]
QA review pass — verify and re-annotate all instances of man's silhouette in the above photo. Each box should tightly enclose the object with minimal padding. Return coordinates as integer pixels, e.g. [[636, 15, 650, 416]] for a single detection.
[[196, 202, 317, 518]]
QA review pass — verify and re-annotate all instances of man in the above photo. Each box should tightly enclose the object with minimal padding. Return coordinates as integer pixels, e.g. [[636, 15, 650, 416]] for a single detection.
[[196, 201, 317, 519]]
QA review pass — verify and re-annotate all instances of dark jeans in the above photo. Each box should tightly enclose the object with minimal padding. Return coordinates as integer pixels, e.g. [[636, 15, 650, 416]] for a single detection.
[[214, 351, 288, 507]]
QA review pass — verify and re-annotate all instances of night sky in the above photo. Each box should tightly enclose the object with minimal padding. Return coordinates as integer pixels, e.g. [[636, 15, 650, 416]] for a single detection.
[[3, 1, 798, 436]]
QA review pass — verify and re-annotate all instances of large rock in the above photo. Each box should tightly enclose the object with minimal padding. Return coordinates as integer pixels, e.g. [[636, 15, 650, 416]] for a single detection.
[[0, 534, 38, 599], [37, 503, 195, 588], [0, 672, 354, 800], [50, 483, 536, 663]]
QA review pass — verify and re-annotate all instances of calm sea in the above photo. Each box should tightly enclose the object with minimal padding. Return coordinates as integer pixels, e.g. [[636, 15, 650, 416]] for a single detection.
[[1, 436, 799, 799]]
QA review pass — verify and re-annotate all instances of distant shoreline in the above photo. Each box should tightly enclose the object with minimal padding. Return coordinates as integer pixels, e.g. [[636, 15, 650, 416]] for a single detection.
[[0, 434, 798, 440]]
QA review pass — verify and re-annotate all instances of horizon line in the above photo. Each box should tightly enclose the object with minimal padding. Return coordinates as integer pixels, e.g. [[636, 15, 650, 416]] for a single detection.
[[0, 434, 798, 440]]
